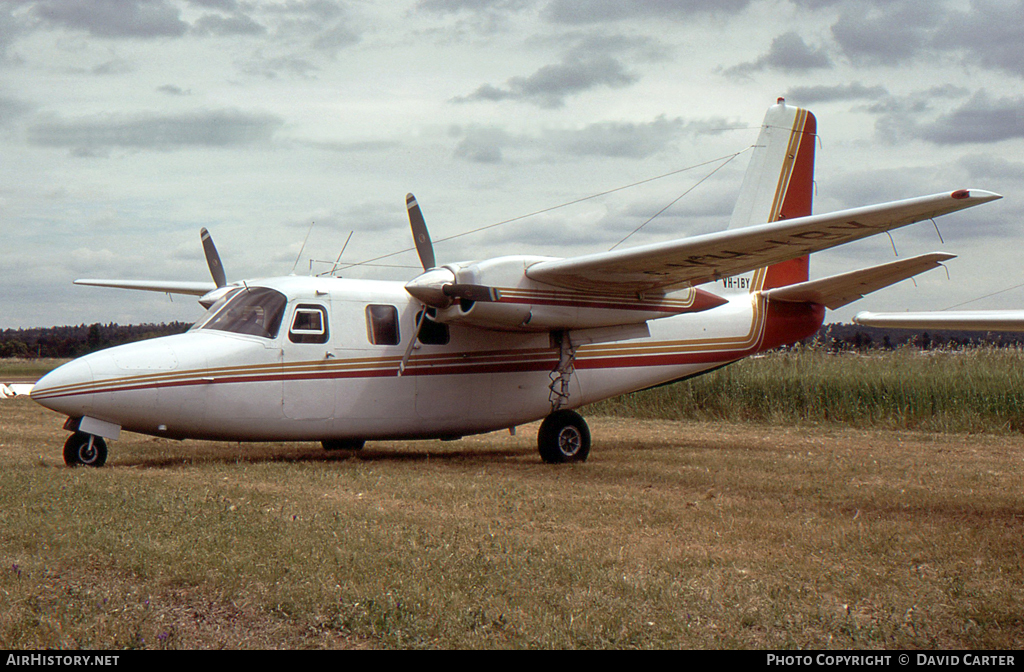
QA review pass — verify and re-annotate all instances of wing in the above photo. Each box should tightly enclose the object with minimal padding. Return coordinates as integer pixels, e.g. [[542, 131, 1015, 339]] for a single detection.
[[74, 279, 218, 296], [1, 383, 33, 398], [525, 190, 1000, 294], [764, 253, 955, 310], [854, 310, 1024, 332]]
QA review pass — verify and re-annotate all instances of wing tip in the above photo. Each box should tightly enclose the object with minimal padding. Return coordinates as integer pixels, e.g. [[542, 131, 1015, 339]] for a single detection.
[[951, 189, 1002, 202]]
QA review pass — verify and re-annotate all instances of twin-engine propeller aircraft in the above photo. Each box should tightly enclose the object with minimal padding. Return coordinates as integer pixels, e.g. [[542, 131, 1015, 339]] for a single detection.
[[18, 99, 1001, 467]]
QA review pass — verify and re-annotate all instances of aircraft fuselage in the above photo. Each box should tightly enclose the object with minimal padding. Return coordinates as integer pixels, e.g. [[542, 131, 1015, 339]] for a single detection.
[[30, 274, 821, 444]]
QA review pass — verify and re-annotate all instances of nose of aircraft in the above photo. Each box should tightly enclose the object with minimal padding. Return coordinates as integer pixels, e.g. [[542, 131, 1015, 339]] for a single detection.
[[30, 356, 96, 417]]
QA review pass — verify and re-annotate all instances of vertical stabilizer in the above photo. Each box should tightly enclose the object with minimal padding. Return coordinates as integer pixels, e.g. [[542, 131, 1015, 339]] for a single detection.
[[729, 99, 817, 290]]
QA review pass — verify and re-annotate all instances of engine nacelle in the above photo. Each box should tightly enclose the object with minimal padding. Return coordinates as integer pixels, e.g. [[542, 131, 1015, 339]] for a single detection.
[[408, 255, 727, 332]]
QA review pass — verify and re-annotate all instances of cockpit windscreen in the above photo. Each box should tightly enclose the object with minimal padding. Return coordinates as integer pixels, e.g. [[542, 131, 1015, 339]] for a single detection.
[[195, 287, 287, 339]]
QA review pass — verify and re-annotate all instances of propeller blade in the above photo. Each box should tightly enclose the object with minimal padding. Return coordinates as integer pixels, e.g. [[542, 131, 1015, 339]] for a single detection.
[[406, 193, 436, 271], [200, 227, 227, 288], [443, 284, 501, 303]]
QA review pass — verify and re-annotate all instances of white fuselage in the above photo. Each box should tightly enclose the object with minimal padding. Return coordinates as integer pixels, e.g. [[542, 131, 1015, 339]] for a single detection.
[[30, 274, 784, 443]]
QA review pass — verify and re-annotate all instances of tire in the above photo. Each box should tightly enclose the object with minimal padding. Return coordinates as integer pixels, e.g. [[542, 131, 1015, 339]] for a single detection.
[[63, 432, 108, 467], [322, 439, 365, 451], [538, 410, 591, 463]]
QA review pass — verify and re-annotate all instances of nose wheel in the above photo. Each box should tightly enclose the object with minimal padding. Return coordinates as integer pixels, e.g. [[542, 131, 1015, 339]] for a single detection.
[[537, 410, 591, 463], [63, 432, 108, 467]]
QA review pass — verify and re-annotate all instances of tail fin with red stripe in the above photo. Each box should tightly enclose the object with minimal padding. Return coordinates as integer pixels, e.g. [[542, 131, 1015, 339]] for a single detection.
[[728, 99, 817, 290]]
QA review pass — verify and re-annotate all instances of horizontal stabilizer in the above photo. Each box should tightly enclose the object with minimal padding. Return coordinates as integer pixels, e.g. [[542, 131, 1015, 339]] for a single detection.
[[74, 279, 219, 296], [526, 190, 1000, 294], [763, 253, 955, 310], [854, 310, 1024, 332]]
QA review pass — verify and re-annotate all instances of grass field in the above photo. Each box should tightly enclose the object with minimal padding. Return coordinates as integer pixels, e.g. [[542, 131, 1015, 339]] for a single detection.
[[0, 358, 67, 381], [590, 346, 1024, 434], [2, 387, 1023, 649]]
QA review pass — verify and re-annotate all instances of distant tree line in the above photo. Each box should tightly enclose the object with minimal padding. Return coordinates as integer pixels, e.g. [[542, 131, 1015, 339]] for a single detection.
[[804, 323, 1024, 352], [3, 321, 1024, 360], [0, 322, 190, 359]]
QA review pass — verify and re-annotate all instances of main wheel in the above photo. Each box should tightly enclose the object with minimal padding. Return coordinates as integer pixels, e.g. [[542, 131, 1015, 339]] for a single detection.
[[322, 439, 365, 451], [63, 432, 108, 467], [538, 410, 591, 463]]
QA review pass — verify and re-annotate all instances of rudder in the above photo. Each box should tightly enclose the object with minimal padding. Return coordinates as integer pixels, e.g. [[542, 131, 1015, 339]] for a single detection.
[[728, 99, 817, 290]]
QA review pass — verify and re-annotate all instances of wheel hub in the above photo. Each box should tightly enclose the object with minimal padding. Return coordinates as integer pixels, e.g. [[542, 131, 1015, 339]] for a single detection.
[[557, 426, 582, 456]]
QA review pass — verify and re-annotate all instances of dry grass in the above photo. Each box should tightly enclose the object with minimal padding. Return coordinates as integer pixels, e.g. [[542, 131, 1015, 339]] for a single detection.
[[1, 397, 1022, 649]]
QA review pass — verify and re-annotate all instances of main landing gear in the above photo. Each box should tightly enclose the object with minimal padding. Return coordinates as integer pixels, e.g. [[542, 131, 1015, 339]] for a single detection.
[[537, 410, 591, 464], [63, 432, 108, 467]]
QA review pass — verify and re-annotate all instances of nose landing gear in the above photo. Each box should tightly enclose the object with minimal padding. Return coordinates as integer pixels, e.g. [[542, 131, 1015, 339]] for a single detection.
[[63, 432, 108, 467]]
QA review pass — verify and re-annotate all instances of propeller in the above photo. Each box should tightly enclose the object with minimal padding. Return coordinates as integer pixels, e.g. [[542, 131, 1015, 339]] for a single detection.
[[406, 193, 436, 271], [201, 227, 227, 288], [403, 193, 500, 309]]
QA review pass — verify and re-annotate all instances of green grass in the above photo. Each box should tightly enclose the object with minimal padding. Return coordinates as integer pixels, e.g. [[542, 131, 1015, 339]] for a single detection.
[[588, 346, 1024, 433], [2, 396, 1023, 649], [0, 358, 67, 380]]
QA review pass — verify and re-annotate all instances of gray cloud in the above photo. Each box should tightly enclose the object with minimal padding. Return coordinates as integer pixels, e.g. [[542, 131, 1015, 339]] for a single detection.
[[543, 0, 753, 24], [867, 85, 971, 143], [31, 0, 188, 39], [27, 109, 284, 154], [452, 126, 511, 163], [238, 54, 321, 79], [0, 5, 25, 62], [90, 58, 134, 76], [454, 54, 638, 108], [725, 31, 832, 76], [959, 154, 1024, 182], [418, 0, 534, 12], [542, 116, 689, 159], [0, 93, 34, 126], [449, 115, 718, 164], [914, 91, 1024, 145], [187, 0, 239, 9], [865, 88, 1024, 146], [784, 82, 888, 105], [934, 0, 1024, 78], [192, 12, 267, 37], [830, 3, 943, 65], [156, 84, 190, 96]]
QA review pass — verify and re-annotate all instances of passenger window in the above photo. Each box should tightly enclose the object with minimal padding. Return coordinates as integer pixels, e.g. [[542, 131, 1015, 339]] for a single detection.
[[415, 309, 449, 346], [366, 305, 400, 346], [289, 305, 329, 344]]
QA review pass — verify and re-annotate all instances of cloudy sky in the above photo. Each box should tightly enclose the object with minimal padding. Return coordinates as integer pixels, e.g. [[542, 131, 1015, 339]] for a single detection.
[[2, 0, 1023, 329]]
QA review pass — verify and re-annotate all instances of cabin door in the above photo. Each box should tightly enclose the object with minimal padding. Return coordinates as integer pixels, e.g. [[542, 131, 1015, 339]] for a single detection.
[[282, 299, 335, 420]]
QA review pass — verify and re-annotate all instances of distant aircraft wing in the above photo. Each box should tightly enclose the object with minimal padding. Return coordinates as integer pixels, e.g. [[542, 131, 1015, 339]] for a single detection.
[[1, 383, 33, 398], [525, 190, 1000, 293], [74, 279, 218, 296], [854, 310, 1024, 332], [763, 253, 955, 310]]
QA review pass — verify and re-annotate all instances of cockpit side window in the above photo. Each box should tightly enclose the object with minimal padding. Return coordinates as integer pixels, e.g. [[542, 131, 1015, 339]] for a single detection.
[[189, 288, 243, 332], [200, 287, 287, 339], [366, 304, 400, 346], [289, 304, 329, 344]]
